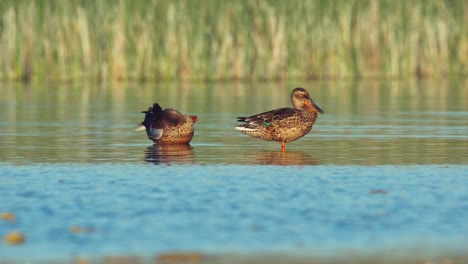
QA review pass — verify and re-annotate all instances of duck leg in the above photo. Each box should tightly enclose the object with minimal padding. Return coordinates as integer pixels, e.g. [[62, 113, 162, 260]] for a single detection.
[[281, 141, 285, 152]]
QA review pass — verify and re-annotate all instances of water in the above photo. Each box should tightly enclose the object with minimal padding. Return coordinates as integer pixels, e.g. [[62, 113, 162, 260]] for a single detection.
[[0, 81, 467, 261]]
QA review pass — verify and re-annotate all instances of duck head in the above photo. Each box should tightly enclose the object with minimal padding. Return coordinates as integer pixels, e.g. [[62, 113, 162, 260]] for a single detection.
[[291, 87, 324, 114]]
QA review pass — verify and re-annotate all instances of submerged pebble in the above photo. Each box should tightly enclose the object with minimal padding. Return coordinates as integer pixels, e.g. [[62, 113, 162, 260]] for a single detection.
[[0, 212, 15, 221], [369, 189, 389, 195], [3, 231, 25, 245], [70, 226, 95, 234]]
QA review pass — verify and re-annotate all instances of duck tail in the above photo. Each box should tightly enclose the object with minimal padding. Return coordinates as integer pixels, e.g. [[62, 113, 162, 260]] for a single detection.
[[135, 123, 146, 131], [142, 103, 163, 115], [139, 102, 164, 129], [152, 103, 163, 113], [235, 126, 256, 132], [237, 117, 247, 122]]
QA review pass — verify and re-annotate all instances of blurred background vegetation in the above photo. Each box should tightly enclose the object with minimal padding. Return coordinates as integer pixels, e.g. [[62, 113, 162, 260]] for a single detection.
[[0, 0, 466, 82]]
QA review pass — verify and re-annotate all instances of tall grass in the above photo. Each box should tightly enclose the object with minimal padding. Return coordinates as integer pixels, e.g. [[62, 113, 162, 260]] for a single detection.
[[0, 0, 466, 82]]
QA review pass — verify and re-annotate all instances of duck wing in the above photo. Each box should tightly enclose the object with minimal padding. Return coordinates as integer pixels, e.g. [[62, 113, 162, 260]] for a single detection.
[[162, 108, 188, 126], [237, 107, 296, 129]]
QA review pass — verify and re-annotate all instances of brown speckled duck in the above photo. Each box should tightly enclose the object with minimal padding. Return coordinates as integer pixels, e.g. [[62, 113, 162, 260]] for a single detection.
[[136, 103, 197, 144], [235, 87, 323, 151]]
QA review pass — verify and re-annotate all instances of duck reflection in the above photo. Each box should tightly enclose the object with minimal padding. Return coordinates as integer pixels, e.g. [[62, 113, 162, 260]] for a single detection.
[[242, 150, 317, 166], [145, 144, 194, 164]]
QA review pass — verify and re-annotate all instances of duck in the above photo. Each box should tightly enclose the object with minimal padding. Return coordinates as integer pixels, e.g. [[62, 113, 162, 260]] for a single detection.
[[136, 103, 197, 144], [235, 87, 323, 151]]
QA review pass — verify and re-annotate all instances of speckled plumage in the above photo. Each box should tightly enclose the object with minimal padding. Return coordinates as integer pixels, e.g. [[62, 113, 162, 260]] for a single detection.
[[236, 87, 323, 150], [137, 103, 197, 144]]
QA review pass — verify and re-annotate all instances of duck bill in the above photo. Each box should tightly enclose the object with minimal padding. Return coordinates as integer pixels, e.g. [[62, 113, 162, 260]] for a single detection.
[[305, 100, 324, 114]]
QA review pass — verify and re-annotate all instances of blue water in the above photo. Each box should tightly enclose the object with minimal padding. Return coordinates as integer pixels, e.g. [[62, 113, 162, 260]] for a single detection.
[[1, 81, 467, 261], [1, 164, 467, 260]]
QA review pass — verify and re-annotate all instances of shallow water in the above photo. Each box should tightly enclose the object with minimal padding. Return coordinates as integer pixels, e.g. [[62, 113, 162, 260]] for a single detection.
[[0, 80, 467, 261]]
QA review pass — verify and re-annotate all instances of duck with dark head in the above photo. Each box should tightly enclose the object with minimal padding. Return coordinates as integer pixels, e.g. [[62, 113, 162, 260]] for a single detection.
[[136, 103, 197, 144]]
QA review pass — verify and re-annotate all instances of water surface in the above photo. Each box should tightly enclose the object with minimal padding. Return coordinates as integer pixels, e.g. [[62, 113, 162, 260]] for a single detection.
[[0, 80, 467, 261]]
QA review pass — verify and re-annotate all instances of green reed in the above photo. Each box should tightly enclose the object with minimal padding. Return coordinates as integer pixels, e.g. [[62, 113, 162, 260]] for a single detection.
[[0, 0, 465, 82]]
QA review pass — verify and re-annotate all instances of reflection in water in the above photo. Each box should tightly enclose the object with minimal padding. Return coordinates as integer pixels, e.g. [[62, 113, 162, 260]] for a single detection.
[[145, 144, 194, 165], [0, 80, 467, 165], [241, 150, 318, 166]]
